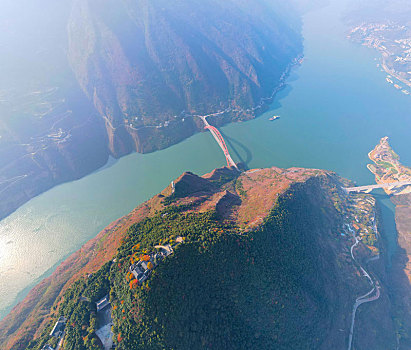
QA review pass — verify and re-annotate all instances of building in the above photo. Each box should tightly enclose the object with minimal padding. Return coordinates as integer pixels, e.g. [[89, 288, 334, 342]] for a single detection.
[[129, 244, 175, 284], [96, 295, 114, 350], [49, 316, 66, 338], [129, 260, 152, 283], [96, 295, 110, 313]]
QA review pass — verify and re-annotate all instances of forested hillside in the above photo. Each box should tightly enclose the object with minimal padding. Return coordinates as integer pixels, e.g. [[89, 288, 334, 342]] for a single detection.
[[68, 0, 303, 155], [5, 167, 397, 350]]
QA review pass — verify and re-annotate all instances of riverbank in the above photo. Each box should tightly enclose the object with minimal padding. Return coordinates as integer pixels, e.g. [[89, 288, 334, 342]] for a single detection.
[[367, 137, 411, 195], [366, 137, 411, 348], [381, 57, 411, 90], [0, 0, 410, 333], [0, 55, 304, 321], [0, 52, 303, 225]]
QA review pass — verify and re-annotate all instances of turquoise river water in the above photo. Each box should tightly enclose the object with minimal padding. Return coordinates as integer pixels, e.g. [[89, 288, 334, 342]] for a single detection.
[[0, 0, 410, 319]]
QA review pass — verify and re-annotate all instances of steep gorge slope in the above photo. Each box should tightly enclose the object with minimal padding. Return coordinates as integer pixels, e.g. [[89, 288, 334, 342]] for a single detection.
[[0, 167, 399, 349], [0, 0, 109, 221], [0, 0, 303, 220], [67, 0, 303, 155]]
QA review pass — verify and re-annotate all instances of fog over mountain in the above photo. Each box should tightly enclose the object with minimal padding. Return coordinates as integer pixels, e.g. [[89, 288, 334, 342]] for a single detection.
[[0, 0, 303, 220], [1, 1, 411, 349]]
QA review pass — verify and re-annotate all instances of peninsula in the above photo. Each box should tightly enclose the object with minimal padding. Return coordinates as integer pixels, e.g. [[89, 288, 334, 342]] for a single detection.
[[367, 137, 411, 348], [367, 136, 411, 195]]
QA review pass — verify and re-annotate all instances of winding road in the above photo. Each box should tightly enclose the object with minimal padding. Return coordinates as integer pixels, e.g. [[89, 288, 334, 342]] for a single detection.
[[346, 224, 381, 350]]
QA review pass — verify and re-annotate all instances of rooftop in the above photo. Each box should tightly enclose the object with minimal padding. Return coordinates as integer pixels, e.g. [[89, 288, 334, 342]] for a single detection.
[[49, 317, 66, 337], [96, 295, 110, 313]]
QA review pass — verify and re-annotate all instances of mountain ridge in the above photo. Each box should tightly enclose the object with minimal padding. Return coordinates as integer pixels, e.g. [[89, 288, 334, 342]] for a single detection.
[[0, 166, 400, 350], [0, 0, 303, 221], [67, 0, 304, 156]]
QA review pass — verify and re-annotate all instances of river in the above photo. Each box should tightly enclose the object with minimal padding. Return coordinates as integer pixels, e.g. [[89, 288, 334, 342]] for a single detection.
[[0, 0, 410, 319]]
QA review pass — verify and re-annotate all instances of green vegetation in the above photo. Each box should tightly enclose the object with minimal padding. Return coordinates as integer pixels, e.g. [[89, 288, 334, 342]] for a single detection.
[[27, 264, 112, 350], [362, 234, 377, 246], [110, 189, 330, 350], [376, 160, 394, 169], [235, 178, 247, 198], [29, 182, 334, 350]]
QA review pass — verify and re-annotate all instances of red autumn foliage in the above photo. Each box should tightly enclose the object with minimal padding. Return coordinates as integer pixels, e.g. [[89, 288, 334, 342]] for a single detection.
[[142, 255, 151, 262]]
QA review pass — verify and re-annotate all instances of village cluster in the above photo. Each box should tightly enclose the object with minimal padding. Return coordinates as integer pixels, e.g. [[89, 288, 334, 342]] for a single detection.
[[348, 22, 411, 95]]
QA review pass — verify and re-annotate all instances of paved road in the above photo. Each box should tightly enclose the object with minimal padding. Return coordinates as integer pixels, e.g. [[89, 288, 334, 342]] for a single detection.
[[346, 224, 381, 350]]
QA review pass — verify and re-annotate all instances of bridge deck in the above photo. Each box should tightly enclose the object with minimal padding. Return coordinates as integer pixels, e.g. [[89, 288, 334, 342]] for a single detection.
[[200, 116, 237, 169], [344, 181, 411, 193]]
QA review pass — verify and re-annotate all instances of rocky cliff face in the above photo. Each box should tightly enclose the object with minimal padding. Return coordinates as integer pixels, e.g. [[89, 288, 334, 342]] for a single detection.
[[67, 0, 303, 156], [0, 166, 400, 349], [0, 0, 303, 220]]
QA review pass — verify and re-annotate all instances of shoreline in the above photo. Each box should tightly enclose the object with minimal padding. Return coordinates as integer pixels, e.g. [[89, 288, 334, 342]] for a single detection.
[[380, 56, 411, 90], [0, 54, 304, 319], [0, 53, 303, 224]]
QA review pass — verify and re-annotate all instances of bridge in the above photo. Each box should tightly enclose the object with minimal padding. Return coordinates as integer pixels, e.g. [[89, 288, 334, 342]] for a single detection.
[[199, 116, 238, 169], [344, 181, 411, 194]]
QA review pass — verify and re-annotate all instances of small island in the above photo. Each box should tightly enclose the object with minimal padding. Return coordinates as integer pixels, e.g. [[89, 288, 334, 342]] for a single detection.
[[367, 136, 411, 195]]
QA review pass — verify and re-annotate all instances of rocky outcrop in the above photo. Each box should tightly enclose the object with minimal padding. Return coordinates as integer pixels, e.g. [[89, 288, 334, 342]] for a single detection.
[[67, 0, 303, 156], [0, 0, 303, 221], [0, 166, 401, 349]]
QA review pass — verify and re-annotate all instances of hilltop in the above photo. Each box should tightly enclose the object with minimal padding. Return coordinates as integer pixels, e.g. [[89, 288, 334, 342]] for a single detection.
[[0, 166, 401, 349], [0, 0, 303, 220]]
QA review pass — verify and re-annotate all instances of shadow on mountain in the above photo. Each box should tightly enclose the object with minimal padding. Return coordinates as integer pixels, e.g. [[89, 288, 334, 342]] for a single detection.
[[389, 243, 411, 349], [372, 192, 411, 349], [388, 193, 411, 349]]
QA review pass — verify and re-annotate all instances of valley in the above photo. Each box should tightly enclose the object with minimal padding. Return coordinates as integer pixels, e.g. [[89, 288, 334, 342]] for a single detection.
[[0, 0, 411, 349], [0, 0, 303, 221]]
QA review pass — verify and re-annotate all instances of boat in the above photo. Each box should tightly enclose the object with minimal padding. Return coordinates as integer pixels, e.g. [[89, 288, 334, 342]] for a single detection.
[[269, 115, 280, 121]]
